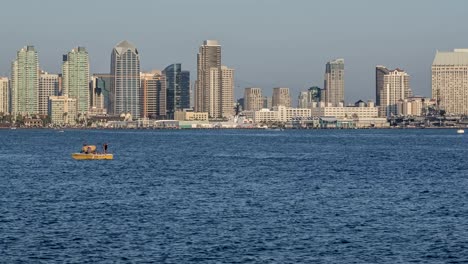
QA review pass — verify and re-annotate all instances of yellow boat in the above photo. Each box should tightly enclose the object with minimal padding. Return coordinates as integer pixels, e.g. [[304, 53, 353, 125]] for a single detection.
[[72, 145, 113, 160], [72, 153, 113, 160]]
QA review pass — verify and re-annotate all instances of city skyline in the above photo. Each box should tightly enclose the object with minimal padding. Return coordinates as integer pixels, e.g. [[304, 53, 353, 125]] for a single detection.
[[1, 0, 468, 103]]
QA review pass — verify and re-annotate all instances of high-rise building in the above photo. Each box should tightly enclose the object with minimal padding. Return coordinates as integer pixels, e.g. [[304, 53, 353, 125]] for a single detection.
[[62, 47, 90, 114], [263, 96, 272, 109], [110, 40, 140, 118], [39, 71, 59, 115], [324, 58, 344, 106], [298, 91, 308, 108], [272, 87, 291, 107], [10, 45, 39, 115], [244, 87, 263, 111], [48, 95, 77, 125], [88, 75, 107, 115], [432, 49, 468, 115], [140, 70, 166, 118], [0, 77, 8, 114], [92, 73, 112, 112], [308, 86, 322, 104], [163, 63, 190, 118], [377, 66, 412, 117], [195, 40, 234, 118], [375, 66, 389, 106]]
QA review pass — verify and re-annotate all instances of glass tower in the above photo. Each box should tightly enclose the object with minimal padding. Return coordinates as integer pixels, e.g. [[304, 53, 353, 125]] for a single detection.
[[110, 40, 140, 118], [62, 47, 90, 114], [163, 63, 190, 118]]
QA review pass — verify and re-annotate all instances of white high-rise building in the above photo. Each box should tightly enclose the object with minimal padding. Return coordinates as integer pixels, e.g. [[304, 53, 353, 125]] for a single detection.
[[48, 96, 77, 125], [0, 77, 8, 114], [377, 67, 412, 117], [432, 49, 468, 115], [39, 71, 59, 115]]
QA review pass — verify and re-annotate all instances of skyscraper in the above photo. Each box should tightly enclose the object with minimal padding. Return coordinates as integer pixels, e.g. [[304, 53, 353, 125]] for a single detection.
[[39, 71, 59, 115], [110, 40, 140, 118], [375, 65, 390, 106], [10, 45, 39, 115], [196, 40, 235, 118], [92, 73, 112, 112], [432, 49, 468, 115], [307, 86, 322, 104], [377, 66, 412, 117], [0, 77, 8, 114], [298, 91, 308, 108], [324, 58, 344, 106], [140, 70, 166, 118], [62, 47, 89, 114], [244, 87, 263, 111], [163, 63, 190, 118], [272, 87, 291, 107]]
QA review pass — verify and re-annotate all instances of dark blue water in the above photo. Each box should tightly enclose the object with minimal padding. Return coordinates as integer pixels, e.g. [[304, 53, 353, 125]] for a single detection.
[[1, 129, 468, 263]]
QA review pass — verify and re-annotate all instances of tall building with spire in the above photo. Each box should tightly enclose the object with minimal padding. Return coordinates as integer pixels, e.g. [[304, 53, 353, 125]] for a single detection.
[[163, 63, 190, 118], [110, 40, 140, 118], [62, 47, 89, 114], [195, 40, 234, 118], [10, 45, 39, 115], [324, 58, 344, 106], [376, 66, 412, 117], [432, 49, 468, 115]]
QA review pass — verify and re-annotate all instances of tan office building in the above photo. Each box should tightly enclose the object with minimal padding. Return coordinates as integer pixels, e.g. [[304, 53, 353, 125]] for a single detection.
[[377, 67, 412, 117], [324, 58, 344, 106], [48, 96, 77, 125], [432, 49, 468, 115], [140, 70, 166, 118], [0, 77, 8, 114], [272, 87, 291, 107], [39, 71, 59, 115], [244, 87, 263, 111]]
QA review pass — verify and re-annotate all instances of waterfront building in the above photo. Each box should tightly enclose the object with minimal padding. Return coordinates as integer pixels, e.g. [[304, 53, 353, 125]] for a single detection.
[[62, 47, 90, 114], [244, 87, 263, 111], [39, 71, 59, 115], [110, 40, 141, 118], [324, 58, 344, 106], [253, 108, 279, 123], [376, 66, 412, 117], [140, 70, 166, 118], [48, 96, 77, 125], [272, 87, 291, 107], [311, 101, 378, 119], [195, 40, 234, 119], [432, 49, 468, 115], [174, 110, 209, 121], [396, 97, 435, 116], [0, 77, 8, 114], [163, 64, 190, 118], [252, 106, 311, 123], [11, 45, 39, 115]]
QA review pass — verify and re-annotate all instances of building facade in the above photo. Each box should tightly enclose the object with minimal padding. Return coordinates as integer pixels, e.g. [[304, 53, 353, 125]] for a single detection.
[[377, 67, 412, 117], [311, 102, 378, 119], [140, 71, 166, 118], [0, 77, 8, 114], [62, 47, 89, 114], [324, 58, 344, 106], [11, 45, 39, 115], [39, 71, 59, 115], [111, 40, 141, 118], [244, 87, 263, 111], [163, 64, 190, 118], [298, 91, 308, 108], [48, 96, 77, 125], [272, 87, 291, 107], [195, 40, 234, 119], [432, 49, 468, 115]]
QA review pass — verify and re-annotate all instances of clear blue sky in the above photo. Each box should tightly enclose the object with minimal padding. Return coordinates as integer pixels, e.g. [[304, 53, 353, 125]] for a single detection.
[[1, 0, 467, 104]]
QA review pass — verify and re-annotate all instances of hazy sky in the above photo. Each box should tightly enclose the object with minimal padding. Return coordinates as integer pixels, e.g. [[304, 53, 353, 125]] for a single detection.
[[1, 0, 467, 104]]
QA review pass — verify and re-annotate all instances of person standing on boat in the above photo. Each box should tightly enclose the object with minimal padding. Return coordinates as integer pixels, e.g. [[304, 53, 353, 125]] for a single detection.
[[103, 143, 108, 154]]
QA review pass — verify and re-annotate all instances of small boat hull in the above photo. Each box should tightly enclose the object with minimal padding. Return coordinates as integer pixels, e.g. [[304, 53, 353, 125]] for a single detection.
[[72, 153, 113, 160]]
